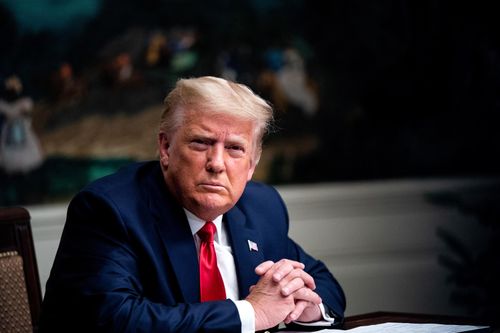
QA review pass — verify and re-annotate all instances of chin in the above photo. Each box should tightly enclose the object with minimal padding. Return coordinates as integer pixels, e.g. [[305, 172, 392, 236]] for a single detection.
[[194, 196, 233, 217]]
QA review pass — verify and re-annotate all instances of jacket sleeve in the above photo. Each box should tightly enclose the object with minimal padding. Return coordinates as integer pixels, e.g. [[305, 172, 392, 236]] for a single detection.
[[271, 185, 346, 327], [39, 190, 241, 333], [287, 237, 346, 327]]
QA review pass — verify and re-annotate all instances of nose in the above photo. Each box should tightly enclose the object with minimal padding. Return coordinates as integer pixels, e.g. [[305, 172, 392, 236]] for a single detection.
[[206, 145, 225, 174]]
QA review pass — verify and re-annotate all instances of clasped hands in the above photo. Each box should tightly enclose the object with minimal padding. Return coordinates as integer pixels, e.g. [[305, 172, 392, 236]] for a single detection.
[[246, 259, 322, 331]]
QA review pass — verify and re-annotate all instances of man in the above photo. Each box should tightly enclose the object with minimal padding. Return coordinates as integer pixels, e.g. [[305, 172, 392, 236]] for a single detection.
[[39, 76, 345, 332]]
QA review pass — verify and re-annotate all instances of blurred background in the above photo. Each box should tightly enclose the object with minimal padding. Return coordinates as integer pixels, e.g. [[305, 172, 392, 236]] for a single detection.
[[1, 0, 499, 323]]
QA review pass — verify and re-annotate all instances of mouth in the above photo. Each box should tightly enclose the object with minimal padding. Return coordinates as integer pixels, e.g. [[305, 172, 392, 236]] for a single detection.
[[199, 182, 226, 192]]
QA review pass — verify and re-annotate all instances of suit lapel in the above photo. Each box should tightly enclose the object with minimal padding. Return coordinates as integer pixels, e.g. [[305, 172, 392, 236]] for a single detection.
[[145, 164, 200, 303], [225, 206, 265, 298]]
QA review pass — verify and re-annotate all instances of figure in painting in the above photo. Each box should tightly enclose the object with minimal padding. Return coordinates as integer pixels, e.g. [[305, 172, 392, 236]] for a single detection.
[[0, 75, 44, 174]]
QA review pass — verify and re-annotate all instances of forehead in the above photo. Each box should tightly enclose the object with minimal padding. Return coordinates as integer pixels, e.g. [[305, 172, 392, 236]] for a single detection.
[[181, 109, 256, 138]]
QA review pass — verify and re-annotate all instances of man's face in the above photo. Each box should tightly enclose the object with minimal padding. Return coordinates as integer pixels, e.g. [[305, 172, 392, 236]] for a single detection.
[[159, 108, 258, 221]]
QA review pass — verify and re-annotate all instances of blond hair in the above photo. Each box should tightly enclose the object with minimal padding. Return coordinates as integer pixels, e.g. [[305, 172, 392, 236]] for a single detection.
[[160, 76, 273, 151]]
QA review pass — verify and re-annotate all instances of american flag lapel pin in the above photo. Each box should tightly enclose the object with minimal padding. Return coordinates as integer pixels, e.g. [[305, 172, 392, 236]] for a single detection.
[[248, 240, 259, 252]]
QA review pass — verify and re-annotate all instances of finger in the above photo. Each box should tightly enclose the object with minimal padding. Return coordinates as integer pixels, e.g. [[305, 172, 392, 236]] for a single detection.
[[284, 300, 309, 324], [297, 269, 316, 290], [255, 260, 274, 275], [272, 261, 295, 282], [270, 259, 305, 282], [281, 277, 304, 296], [279, 268, 316, 291], [292, 287, 322, 305]]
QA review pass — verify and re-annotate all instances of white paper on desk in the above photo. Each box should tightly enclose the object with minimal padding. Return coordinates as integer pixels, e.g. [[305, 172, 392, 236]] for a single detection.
[[310, 322, 489, 333]]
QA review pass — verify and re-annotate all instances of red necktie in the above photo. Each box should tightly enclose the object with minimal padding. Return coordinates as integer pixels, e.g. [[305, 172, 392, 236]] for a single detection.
[[198, 221, 226, 302]]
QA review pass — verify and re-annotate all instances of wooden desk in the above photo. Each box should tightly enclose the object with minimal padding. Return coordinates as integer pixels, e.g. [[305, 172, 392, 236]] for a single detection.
[[343, 311, 491, 330]]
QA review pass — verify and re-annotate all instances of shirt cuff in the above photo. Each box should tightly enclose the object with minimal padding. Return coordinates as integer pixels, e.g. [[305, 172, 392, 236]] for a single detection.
[[233, 300, 255, 333], [293, 303, 335, 327]]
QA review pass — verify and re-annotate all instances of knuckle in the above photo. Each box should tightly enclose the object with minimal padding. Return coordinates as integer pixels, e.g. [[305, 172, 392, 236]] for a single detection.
[[295, 277, 305, 288]]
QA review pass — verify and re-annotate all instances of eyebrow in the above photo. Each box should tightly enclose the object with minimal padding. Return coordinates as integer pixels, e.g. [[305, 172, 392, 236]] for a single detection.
[[188, 127, 250, 146], [224, 135, 248, 146]]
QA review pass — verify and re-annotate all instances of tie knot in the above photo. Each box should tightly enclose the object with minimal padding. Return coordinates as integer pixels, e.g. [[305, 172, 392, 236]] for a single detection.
[[198, 221, 216, 243]]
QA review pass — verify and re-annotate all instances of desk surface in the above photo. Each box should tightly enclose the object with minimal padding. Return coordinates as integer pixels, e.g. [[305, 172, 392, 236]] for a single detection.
[[343, 312, 489, 330]]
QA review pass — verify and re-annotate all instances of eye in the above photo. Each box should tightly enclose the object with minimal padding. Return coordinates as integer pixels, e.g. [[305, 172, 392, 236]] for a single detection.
[[226, 144, 243, 151], [189, 139, 209, 150], [226, 144, 245, 156]]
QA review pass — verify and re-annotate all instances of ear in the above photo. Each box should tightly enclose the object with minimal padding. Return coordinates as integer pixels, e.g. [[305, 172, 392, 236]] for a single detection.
[[246, 163, 257, 181], [246, 147, 261, 181], [158, 132, 170, 169]]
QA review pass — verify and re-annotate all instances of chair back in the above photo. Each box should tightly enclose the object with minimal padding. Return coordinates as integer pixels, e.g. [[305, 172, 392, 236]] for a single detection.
[[0, 207, 42, 333]]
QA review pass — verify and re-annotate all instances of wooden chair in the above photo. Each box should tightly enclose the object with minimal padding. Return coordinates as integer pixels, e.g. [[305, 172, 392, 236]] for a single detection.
[[0, 207, 42, 333]]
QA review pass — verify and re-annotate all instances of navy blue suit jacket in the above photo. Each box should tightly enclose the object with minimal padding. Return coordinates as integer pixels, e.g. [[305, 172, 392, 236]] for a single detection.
[[39, 161, 345, 332]]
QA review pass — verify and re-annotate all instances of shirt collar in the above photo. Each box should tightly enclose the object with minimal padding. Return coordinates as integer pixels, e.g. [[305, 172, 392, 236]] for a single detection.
[[184, 209, 223, 243]]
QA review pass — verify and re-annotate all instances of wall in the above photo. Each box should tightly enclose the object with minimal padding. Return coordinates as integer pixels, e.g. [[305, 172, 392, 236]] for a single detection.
[[279, 178, 494, 316], [29, 177, 495, 316]]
